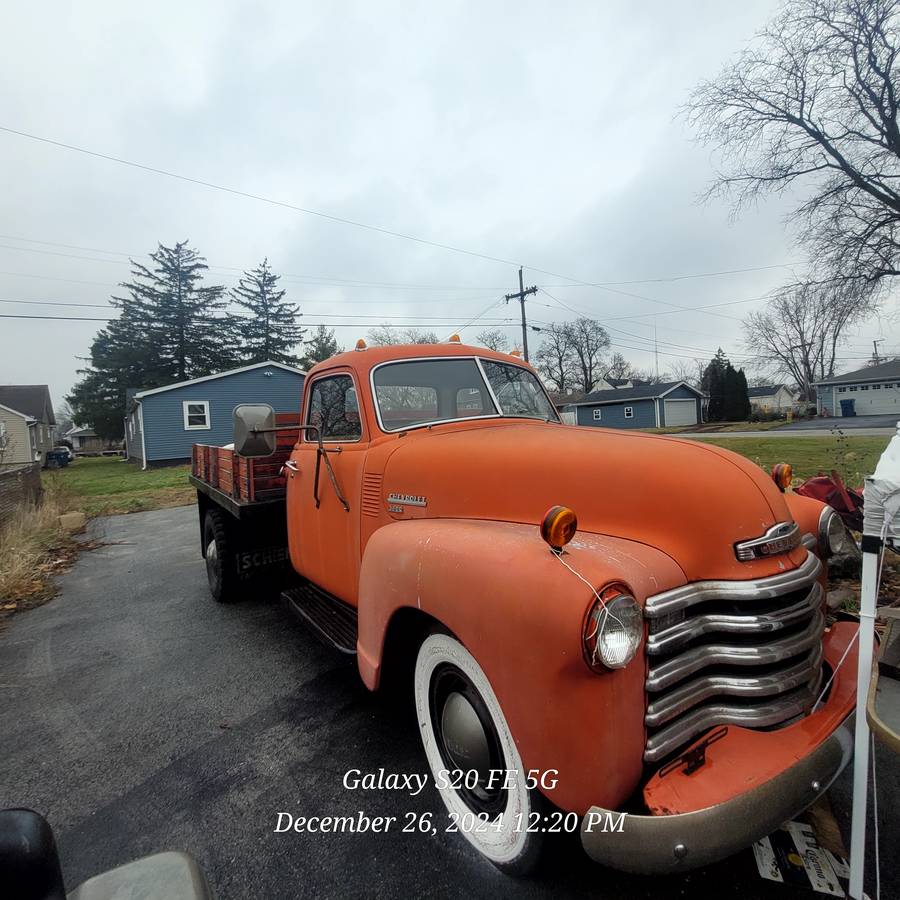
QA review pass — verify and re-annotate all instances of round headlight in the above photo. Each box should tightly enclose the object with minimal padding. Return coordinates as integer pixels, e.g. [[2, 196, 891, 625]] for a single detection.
[[818, 508, 852, 557], [583, 588, 642, 671]]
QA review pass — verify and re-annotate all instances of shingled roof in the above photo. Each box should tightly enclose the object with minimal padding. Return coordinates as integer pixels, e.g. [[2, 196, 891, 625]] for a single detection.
[[0, 385, 55, 424], [562, 381, 705, 406], [816, 359, 900, 386]]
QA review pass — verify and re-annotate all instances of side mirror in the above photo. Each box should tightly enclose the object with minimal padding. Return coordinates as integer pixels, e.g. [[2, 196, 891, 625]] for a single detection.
[[233, 404, 276, 457]]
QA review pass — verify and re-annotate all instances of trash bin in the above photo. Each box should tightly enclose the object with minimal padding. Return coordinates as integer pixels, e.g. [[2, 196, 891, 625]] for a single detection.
[[840, 398, 856, 417], [44, 449, 71, 468]]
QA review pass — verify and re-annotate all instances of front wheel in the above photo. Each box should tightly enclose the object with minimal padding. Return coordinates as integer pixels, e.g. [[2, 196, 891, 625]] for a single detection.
[[414, 632, 545, 875]]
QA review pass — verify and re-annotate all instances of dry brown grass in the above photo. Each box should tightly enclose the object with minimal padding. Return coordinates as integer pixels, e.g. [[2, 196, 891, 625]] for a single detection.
[[0, 477, 79, 613]]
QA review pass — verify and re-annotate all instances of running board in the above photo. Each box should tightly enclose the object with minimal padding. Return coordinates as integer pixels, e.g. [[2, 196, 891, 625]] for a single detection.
[[281, 583, 358, 655]]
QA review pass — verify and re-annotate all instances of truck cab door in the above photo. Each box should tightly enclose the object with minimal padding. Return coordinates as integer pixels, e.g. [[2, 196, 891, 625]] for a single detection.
[[286, 369, 366, 604]]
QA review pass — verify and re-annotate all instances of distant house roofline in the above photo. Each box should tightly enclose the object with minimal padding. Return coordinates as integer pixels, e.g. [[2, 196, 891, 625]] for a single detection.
[[0, 385, 55, 424], [133, 360, 307, 401], [815, 359, 900, 386], [562, 380, 705, 407], [0, 401, 36, 423]]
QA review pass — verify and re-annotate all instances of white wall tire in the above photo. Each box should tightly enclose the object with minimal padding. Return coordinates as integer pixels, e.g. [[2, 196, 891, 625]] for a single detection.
[[414, 632, 544, 874]]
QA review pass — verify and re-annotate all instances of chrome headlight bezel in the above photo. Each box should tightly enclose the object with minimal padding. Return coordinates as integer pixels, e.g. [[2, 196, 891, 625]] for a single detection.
[[818, 507, 852, 558], [583, 590, 643, 671]]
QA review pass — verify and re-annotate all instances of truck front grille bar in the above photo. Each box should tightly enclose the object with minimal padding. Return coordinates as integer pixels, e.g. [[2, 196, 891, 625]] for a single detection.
[[643, 551, 825, 764]]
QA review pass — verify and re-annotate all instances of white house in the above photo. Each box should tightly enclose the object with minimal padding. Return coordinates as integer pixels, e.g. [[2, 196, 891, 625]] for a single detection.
[[747, 384, 799, 413]]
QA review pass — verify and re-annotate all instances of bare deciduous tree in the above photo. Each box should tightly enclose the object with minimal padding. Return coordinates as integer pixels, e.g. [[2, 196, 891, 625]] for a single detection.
[[744, 280, 867, 398], [564, 318, 611, 393], [604, 352, 637, 381], [667, 359, 704, 387], [366, 325, 440, 346], [632, 368, 672, 385], [475, 328, 509, 351], [685, 0, 900, 292], [533, 324, 577, 394]]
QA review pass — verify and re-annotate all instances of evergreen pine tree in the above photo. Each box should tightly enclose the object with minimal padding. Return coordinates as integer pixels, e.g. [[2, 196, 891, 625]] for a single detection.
[[230, 259, 304, 365], [68, 240, 234, 439], [700, 348, 730, 421], [127, 241, 235, 381], [300, 325, 341, 368], [734, 368, 751, 420]]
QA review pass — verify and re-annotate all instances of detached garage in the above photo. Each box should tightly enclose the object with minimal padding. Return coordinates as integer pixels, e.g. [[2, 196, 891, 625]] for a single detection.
[[815, 359, 900, 417], [560, 381, 705, 430]]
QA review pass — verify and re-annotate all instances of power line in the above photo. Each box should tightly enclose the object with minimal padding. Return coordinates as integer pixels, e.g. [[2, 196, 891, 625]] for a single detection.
[[0, 232, 796, 292], [0, 295, 516, 319], [0, 126, 528, 269], [0, 128, 795, 323], [0, 311, 517, 328]]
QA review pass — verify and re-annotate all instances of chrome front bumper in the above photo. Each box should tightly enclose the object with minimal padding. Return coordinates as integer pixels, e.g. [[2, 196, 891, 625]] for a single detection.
[[580, 723, 852, 874]]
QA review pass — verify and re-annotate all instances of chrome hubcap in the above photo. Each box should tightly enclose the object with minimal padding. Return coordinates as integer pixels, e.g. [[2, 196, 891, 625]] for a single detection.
[[440, 691, 492, 776], [205, 539, 219, 587]]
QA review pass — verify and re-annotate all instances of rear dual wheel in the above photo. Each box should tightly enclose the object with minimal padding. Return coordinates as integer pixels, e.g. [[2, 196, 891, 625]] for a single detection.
[[203, 510, 240, 603], [414, 633, 544, 875]]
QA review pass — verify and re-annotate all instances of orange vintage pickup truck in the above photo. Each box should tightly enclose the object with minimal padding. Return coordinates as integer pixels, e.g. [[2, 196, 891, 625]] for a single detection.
[[190, 339, 858, 875]]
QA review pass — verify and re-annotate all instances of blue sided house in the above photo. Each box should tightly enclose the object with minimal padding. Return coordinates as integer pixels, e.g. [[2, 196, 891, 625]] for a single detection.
[[125, 361, 306, 467], [560, 381, 705, 430]]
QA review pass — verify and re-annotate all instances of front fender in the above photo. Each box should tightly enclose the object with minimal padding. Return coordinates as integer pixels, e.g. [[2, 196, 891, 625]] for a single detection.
[[784, 491, 827, 558], [357, 518, 685, 814]]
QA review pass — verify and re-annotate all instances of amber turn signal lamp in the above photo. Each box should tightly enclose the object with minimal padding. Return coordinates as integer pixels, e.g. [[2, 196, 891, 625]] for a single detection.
[[541, 505, 578, 552], [509, 349, 522, 358], [771, 462, 793, 492], [448, 334, 461, 343], [355, 338, 367, 351]]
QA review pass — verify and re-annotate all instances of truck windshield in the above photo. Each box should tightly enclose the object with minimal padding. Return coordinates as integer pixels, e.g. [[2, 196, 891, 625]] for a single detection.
[[372, 358, 558, 432]]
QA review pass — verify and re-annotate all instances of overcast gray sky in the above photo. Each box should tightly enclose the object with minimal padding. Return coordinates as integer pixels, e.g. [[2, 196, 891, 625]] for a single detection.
[[1, 0, 895, 408]]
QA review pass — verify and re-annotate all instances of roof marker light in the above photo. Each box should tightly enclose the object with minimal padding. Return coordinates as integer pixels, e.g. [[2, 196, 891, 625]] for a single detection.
[[355, 338, 367, 351], [448, 334, 461, 343]]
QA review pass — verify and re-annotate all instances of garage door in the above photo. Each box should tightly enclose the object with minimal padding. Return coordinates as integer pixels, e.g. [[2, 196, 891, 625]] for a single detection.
[[664, 399, 698, 426], [839, 385, 900, 415]]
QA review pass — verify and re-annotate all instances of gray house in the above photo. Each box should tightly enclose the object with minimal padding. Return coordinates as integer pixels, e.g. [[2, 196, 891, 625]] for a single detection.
[[815, 359, 900, 417], [0, 385, 56, 466], [125, 361, 306, 467], [560, 381, 705, 430]]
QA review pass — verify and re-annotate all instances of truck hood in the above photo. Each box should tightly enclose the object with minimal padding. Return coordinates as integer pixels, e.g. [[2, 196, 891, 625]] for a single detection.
[[379, 421, 807, 583]]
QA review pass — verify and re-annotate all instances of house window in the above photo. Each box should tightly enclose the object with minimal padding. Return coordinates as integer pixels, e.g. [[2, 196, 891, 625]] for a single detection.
[[861, 385, 870, 391], [592, 408, 602, 421], [838, 387, 846, 393], [183, 401, 211, 430], [624, 406, 634, 419], [873, 384, 882, 389]]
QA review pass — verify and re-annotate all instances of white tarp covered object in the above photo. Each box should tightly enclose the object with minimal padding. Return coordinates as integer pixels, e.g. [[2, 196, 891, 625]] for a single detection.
[[865, 427, 900, 546], [849, 424, 900, 899]]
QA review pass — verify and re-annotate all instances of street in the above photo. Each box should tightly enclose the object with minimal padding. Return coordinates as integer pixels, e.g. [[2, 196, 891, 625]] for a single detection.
[[0, 505, 895, 899]]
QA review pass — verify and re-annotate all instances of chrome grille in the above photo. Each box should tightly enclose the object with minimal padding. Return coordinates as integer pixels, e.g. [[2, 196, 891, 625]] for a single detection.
[[643, 552, 825, 763]]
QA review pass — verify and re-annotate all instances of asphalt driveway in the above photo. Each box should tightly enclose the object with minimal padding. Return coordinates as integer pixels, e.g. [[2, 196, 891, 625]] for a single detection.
[[781, 414, 899, 431], [0, 505, 895, 899]]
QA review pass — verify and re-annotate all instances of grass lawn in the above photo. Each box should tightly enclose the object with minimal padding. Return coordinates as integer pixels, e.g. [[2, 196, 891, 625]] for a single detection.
[[50, 456, 195, 517], [639, 420, 788, 435], [695, 435, 890, 486]]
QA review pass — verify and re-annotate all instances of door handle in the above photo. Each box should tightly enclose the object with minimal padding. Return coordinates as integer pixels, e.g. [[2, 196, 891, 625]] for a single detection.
[[282, 460, 300, 475]]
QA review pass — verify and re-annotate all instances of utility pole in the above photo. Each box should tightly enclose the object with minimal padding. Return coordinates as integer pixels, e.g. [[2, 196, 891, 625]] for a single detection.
[[505, 267, 537, 361], [873, 339, 883, 364]]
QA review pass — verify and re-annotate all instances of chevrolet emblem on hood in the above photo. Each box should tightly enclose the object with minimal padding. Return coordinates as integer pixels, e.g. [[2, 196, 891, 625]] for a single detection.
[[734, 522, 801, 561]]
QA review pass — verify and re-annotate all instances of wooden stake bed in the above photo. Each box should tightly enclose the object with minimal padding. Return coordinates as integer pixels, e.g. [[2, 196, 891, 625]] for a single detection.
[[190, 414, 298, 510]]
